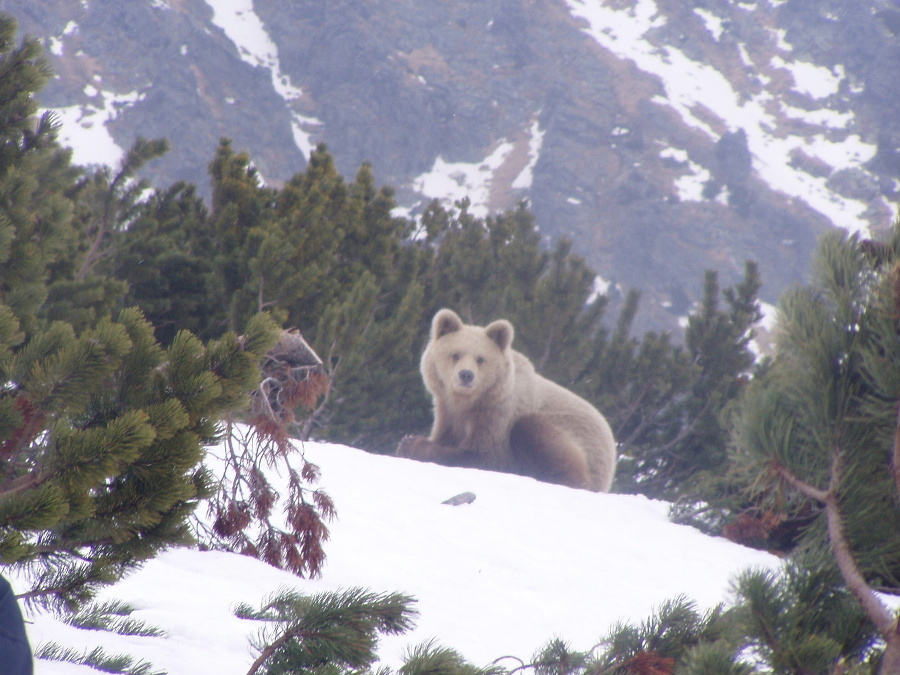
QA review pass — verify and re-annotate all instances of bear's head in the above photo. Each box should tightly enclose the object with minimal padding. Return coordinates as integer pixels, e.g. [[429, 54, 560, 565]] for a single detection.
[[422, 309, 514, 402]]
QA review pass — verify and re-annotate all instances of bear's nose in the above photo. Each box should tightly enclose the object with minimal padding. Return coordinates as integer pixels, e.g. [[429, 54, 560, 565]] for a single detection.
[[458, 369, 475, 386]]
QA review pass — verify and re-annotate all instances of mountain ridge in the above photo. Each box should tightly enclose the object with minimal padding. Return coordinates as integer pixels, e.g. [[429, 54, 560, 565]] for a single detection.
[[7, 0, 899, 331]]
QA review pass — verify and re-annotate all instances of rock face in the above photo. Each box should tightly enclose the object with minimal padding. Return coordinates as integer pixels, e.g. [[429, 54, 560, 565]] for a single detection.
[[7, 0, 900, 331]]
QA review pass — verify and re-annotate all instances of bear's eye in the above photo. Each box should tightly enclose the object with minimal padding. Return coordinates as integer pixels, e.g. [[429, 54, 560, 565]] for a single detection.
[[451, 352, 461, 362], [476, 356, 485, 365]]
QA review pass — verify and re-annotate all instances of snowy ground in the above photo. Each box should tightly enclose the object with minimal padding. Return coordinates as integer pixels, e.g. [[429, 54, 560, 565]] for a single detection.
[[14, 435, 780, 675]]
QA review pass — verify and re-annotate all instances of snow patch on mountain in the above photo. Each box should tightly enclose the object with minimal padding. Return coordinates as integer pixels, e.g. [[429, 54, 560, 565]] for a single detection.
[[203, 0, 321, 158], [750, 301, 779, 358], [45, 21, 79, 57], [412, 119, 546, 216], [774, 57, 845, 99], [48, 86, 145, 168], [694, 8, 725, 41], [660, 147, 719, 203], [565, 0, 881, 236], [413, 144, 515, 217], [511, 120, 545, 190]]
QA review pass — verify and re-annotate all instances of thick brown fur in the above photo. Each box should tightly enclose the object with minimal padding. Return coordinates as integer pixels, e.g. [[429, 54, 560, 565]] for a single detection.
[[397, 309, 617, 492]]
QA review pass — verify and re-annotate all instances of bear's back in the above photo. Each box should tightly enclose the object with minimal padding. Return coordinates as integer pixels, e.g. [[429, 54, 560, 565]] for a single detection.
[[511, 351, 616, 491]]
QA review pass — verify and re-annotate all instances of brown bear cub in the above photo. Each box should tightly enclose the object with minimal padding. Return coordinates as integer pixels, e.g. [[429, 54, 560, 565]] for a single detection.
[[397, 309, 617, 492]]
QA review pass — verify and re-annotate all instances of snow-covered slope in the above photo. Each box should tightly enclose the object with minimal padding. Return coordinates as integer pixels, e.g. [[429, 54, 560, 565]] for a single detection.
[[16, 437, 778, 675]]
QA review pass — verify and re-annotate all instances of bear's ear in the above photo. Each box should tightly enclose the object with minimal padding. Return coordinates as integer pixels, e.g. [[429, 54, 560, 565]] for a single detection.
[[485, 319, 514, 352], [432, 309, 463, 339]]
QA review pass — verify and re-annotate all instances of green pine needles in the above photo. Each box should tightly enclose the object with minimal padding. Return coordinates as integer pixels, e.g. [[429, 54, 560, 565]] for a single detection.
[[237, 587, 418, 675], [233, 578, 883, 675], [0, 14, 284, 610], [730, 561, 878, 673], [0, 307, 281, 611], [725, 226, 900, 672], [33, 598, 168, 673], [35, 642, 165, 675], [400, 640, 506, 675], [63, 599, 166, 637]]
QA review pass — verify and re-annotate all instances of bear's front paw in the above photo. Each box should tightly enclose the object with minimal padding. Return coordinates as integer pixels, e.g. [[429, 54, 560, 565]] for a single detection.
[[396, 434, 432, 460]]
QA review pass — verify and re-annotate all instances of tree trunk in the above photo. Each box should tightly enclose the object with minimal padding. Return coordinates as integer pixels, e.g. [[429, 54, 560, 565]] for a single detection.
[[879, 628, 900, 675], [779, 455, 900, 672]]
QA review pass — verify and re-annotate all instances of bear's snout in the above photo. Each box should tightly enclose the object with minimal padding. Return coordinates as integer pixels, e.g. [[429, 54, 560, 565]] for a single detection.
[[457, 369, 475, 387]]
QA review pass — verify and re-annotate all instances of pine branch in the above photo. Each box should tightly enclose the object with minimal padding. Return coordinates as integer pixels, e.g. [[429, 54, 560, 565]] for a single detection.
[[824, 490, 895, 636], [0, 466, 49, 498], [240, 588, 418, 675], [0, 394, 49, 481], [777, 443, 898, 658], [821, 447, 897, 640], [775, 438, 895, 633], [614, 386, 666, 455], [65, 600, 166, 637], [36, 642, 165, 675], [74, 195, 111, 281], [297, 342, 338, 440], [246, 629, 296, 675], [772, 462, 829, 504], [200, 410, 333, 578]]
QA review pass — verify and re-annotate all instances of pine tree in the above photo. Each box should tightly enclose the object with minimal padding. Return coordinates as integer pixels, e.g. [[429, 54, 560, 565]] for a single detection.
[[262, 149, 423, 450], [0, 307, 281, 611], [420, 199, 550, 324], [203, 141, 412, 338], [729, 226, 900, 672], [306, 272, 429, 451], [0, 20, 287, 611], [589, 263, 761, 499], [515, 597, 748, 675], [591, 597, 734, 675], [236, 587, 418, 675], [112, 181, 220, 344], [729, 558, 879, 673], [0, 14, 71, 335], [40, 137, 169, 334], [207, 138, 280, 332], [511, 237, 606, 376], [67, 137, 169, 282], [400, 640, 505, 675], [667, 265, 760, 494]]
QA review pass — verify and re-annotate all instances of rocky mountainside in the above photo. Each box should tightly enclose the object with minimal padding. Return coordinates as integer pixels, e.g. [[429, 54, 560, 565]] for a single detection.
[[6, 0, 900, 331]]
